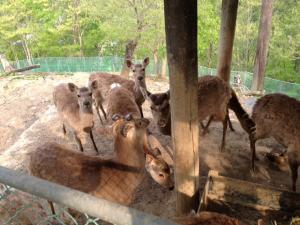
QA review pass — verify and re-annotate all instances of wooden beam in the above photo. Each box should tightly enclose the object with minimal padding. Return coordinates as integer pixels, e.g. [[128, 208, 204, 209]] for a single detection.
[[5, 64, 40, 75], [216, 0, 239, 83], [251, 0, 273, 92], [164, 0, 199, 215]]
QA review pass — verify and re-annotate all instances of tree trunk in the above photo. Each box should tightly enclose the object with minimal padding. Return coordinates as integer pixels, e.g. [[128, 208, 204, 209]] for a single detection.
[[216, 0, 238, 83], [251, 0, 273, 92], [22, 38, 33, 65], [120, 40, 137, 78], [207, 42, 213, 68], [164, 0, 199, 216], [0, 54, 15, 72], [153, 49, 161, 78], [10, 45, 20, 68], [161, 56, 168, 79]]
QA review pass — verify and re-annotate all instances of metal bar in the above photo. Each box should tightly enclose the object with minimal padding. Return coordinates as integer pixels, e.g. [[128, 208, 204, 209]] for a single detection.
[[0, 166, 178, 225]]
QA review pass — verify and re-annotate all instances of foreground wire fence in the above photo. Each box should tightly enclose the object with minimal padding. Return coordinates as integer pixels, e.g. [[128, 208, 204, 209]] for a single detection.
[[0, 166, 177, 225], [1, 56, 299, 99]]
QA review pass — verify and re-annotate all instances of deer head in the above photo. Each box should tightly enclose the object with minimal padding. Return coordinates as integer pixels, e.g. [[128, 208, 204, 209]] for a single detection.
[[126, 57, 149, 87], [68, 83, 93, 114], [145, 147, 174, 190], [147, 90, 171, 129]]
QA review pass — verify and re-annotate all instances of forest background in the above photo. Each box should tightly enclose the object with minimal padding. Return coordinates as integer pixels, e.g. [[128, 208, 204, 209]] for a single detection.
[[0, 0, 299, 83]]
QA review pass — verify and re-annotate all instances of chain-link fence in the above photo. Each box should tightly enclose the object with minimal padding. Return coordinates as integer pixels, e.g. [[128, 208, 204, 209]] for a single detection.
[[1, 57, 299, 99]]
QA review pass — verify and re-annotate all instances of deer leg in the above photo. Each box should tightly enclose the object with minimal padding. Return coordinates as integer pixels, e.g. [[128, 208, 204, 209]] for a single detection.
[[90, 129, 99, 153], [47, 200, 55, 215], [227, 110, 235, 132], [289, 160, 298, 191], [250, 134, 257, 172], [62, 123, 67, 135], [96, 106, 104, 125], [138, 104, 144, 118], [74, 133, 84, 152], [220, 116, 228, 152], [99, 104, 107, 120], [202, 116, 214, 135]]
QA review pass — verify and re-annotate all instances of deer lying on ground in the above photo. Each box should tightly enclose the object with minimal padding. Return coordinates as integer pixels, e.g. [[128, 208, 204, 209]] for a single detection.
[[89, 57, 150, 120], [175, 211, 244, 225], [53, 83, 98, 153], [29, 115, 174, 214], [249, 93, 300, 191], [139, 75, 232, 151]]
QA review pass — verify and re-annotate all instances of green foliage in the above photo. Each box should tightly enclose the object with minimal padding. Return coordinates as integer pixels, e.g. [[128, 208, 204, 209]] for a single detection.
[[0, 0, 298, 83]]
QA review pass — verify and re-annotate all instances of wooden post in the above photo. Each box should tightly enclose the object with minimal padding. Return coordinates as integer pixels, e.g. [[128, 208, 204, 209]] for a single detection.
[[251, 0, 273, 92], [216, 0, 239, 83], [164, 0, 199, 215]]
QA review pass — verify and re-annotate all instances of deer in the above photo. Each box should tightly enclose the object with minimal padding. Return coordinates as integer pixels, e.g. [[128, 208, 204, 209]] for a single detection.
[[53, 83, 98, 153], [175, 211, 244, 225], [28, 115, 174, 215], [106, 84, 141, 123], [138, 75, 232, 151], [248, 93, 300, 191], [88, 57, 150, 121]]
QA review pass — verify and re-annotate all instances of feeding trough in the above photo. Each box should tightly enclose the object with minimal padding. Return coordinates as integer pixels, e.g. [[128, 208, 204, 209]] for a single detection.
[[199, 170, 300, 225]]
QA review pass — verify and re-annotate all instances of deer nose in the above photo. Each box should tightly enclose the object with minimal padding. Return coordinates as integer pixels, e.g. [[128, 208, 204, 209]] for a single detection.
[[137, 76, 144, 81], [84, 101, 91, 107]]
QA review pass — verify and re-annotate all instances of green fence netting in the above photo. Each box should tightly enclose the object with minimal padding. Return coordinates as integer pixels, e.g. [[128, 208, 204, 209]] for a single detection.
[[1, 56, 300, 99]]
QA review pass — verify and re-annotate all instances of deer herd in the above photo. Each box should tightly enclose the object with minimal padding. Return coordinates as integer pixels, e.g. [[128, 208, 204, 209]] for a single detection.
[[27, 57, 300, 224]]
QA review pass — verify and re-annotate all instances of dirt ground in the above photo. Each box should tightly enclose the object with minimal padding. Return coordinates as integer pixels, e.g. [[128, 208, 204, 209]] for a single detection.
[[0, 72, 298, 224]]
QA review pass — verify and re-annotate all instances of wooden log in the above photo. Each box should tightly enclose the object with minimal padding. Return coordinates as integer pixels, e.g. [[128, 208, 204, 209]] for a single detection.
[[164, 0, 200, 216], [216, 0, 239, 83], [5, 64, 40, 75]]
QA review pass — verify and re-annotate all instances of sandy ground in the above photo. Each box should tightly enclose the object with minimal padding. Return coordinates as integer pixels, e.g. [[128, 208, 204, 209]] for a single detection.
[[0, 72, 298, 224]]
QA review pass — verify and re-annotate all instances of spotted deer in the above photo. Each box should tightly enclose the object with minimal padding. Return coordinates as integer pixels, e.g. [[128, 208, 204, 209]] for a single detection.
[[53, 83, 98, 153], [29, 115, 174, 214], [249, 93, 300, 191], [89, 57, 150, 120]]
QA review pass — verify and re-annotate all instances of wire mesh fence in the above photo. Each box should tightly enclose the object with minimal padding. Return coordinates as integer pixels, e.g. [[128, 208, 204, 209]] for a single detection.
[[1, 56, 299, 99], [0, 184, 103, 225], [0, 166, 177, 225]]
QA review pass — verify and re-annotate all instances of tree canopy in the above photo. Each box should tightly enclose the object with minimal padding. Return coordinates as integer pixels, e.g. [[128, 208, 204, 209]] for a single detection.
[[0, 0, 299, 83]]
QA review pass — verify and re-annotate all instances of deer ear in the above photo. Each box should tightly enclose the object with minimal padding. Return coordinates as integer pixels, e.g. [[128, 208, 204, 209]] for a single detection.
[[143, 57, 149, 67], [152, 148, 162, 157], [90, 80, 98, 90], [68, 83, 78, 92], [126, 59, 132, 68], [146, 154, 155, 163]]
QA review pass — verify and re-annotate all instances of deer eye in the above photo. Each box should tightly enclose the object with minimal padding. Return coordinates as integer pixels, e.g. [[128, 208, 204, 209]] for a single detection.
[[142, 68, 145, 71], [159, 173, 164, 178], [89, 93, 92, 96], [77, 94, 81, 97], [132, 69, 136, 72], [150, 106, 155, 110]]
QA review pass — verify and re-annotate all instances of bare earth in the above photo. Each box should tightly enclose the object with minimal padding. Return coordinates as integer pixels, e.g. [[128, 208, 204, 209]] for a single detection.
[[0, 72, 297, 224]]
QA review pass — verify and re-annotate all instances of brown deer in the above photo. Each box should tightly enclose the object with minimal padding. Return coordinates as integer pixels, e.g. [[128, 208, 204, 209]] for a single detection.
[[175, 211, 244, 225], [139, 75, 232, 151], [249, 93, 300, 191], [106, 84, 141, 123], [53, 83, 98, 153], [89, 57, 150, 120], [29, 116, 174, 214]]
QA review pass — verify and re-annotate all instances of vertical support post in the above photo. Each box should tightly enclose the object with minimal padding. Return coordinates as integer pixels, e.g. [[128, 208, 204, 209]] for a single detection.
[[164, 0, 199, 215], [251, 0, 273, 92], [216, 0, 239, 83]]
